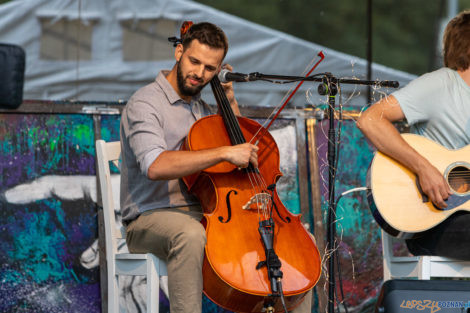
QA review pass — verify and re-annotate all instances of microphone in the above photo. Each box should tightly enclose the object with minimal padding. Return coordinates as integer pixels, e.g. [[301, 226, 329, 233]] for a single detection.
[[218, 69, 252, 83], [377, 80, 400, 88]]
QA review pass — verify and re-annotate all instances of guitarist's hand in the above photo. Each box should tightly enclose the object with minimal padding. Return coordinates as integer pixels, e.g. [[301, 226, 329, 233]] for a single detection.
[[417, 162, 452, 208]]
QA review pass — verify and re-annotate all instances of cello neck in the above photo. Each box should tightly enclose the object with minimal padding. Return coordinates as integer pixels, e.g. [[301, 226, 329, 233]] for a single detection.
[[210, 76, 246, 146], [210, 75, 257, 173]]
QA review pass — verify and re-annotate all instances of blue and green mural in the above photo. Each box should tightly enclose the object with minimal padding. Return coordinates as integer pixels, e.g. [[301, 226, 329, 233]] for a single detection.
[[0, 110, 382, 313], [316, 118, 382, 311], [0, 114, 100, 313]]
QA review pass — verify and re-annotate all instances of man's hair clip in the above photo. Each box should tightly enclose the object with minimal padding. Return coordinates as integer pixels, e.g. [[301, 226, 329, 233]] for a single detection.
[[168, 21, 194, 47], [167, 36, 181, 47]]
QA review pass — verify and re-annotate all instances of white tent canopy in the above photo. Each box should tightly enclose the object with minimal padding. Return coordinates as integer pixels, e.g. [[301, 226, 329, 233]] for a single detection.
[[0, 0, 416, 108]]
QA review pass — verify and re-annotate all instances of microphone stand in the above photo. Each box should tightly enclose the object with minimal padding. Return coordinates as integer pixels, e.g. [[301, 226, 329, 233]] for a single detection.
[[243, 71, 399, 313], [244, 71, 399, 88]]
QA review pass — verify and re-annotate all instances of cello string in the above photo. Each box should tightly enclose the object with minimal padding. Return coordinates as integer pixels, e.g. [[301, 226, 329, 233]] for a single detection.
[[214, 77, 243, 142], [222, 55, 324, 218], [212, 76, 271, 219], [212, 79, 240, 144], [250, 171, 269, 218], [241, 57, 322, 218], [212, 78, 267, 189], [212, 79, 268, 215], [213, 76, 247, 146]]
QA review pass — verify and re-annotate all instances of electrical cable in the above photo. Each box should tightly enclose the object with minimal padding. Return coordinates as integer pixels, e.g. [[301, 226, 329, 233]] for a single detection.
[[331, 186, 368, 313], [277, 279, 289, 313]]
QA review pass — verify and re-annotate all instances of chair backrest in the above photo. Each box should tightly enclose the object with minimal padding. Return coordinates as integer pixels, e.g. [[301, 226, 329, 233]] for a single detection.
[[96, 139, 124, 257]]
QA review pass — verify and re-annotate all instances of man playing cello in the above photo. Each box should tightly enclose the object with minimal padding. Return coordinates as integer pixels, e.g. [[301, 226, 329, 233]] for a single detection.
[[120, 21, 314, 313]]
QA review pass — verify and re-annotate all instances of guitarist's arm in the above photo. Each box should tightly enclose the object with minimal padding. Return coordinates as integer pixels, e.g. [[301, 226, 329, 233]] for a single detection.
[[357, 95, 452, 208]]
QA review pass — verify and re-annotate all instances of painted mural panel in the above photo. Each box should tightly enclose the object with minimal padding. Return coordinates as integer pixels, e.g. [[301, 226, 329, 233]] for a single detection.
[[315, 118, 382, 313], [0, 114, 100, 313], [0, 113, 306, 313], [0, 111, 383, 313]]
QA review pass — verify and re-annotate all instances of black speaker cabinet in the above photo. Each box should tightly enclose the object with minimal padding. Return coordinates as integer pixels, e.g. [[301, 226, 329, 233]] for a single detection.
[[0, 43, 25, 109], [376, 279, 470, 313]]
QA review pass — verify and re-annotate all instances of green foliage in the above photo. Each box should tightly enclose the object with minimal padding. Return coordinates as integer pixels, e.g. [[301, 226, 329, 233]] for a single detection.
[[195, 0, 470, 75]]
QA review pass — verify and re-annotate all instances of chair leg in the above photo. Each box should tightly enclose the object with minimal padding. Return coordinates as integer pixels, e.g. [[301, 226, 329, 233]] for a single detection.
[[381, 231, 393, 281], [160, 275, 169, 299], [147, 258, 159, 313], [418, 256, 431, 280], [383, 259, 392, 281], [109, 274, 120, 313]]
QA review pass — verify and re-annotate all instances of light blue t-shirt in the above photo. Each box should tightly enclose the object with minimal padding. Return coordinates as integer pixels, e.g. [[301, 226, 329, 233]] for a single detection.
[[392, 67, 470, 149]]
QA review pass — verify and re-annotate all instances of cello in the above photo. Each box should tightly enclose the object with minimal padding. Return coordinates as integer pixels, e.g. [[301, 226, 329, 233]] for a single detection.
[[182, 75, 321, 312]]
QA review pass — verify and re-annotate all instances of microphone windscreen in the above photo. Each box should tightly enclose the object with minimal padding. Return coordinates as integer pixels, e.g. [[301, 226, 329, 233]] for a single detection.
[[218, 69, 230, 83]]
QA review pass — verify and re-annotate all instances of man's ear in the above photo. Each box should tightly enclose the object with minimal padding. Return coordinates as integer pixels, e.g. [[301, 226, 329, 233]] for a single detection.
[[175, 44, 184, 62]]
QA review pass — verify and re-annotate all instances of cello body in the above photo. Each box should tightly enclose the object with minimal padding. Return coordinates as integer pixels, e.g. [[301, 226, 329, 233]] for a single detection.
[[182, 113, 321, 312]]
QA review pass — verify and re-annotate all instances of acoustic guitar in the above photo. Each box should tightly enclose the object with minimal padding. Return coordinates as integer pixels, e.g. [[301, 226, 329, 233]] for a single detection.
[[367, 133, 470, 239]]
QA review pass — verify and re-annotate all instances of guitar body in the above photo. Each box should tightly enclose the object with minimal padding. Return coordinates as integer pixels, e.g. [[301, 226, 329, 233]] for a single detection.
[[368, 133, 470, 239]]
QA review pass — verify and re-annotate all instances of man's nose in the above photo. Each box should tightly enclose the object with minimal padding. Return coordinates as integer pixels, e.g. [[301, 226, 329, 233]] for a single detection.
[[194, 65, 204, 78]]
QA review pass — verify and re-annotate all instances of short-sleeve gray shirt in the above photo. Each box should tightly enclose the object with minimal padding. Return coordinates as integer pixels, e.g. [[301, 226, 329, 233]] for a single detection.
[[120, 71, 213, 223], [392, 67, 470, 149]]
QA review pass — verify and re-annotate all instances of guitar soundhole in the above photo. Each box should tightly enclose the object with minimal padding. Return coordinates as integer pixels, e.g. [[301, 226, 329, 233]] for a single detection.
[[447, 165, 470, 194]]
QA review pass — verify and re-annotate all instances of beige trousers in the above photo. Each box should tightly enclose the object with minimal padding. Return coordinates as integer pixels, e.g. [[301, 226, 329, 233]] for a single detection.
[[126, 207, 313, 313]]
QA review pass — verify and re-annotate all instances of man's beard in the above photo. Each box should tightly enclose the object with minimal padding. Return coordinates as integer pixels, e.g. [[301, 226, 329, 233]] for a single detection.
[[176, 62, 207, 97]]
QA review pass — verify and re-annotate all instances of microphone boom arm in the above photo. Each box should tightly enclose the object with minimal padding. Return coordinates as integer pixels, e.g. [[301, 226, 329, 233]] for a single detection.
[[248, 72, 399, 88]]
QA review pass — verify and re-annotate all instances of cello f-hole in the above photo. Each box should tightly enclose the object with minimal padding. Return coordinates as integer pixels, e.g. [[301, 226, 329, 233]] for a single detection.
[[219, 189, 237, 223]]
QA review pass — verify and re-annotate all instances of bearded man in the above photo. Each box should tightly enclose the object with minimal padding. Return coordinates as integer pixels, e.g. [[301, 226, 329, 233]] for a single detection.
[[120, 22, 258, 313]]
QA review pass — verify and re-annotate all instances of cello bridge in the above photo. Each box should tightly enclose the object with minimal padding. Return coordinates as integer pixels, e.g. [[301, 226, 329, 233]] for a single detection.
[[242, 192, 271, 211]]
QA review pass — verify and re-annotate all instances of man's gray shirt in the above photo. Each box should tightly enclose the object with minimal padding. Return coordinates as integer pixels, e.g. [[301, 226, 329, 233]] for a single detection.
[[120, 71, 213, 223]]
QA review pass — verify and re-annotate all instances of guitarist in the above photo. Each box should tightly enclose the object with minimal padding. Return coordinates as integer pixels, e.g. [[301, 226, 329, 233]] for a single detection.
[[357, 10, 470, 260]]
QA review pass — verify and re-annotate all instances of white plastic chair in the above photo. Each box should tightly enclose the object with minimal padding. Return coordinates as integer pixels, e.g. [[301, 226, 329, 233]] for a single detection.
[[382, 230, 470, 280], [96, 139, 168, 313]]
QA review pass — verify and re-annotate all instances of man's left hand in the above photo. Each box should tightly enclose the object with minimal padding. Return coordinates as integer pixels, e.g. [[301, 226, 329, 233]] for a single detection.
[[220, 64, 240, 115]]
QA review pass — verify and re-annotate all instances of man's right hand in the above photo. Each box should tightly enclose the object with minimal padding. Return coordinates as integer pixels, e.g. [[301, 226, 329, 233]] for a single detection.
[[416, 161, 452, 209], [148, 143, 259, 181], [222, 143, 259, 169]]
